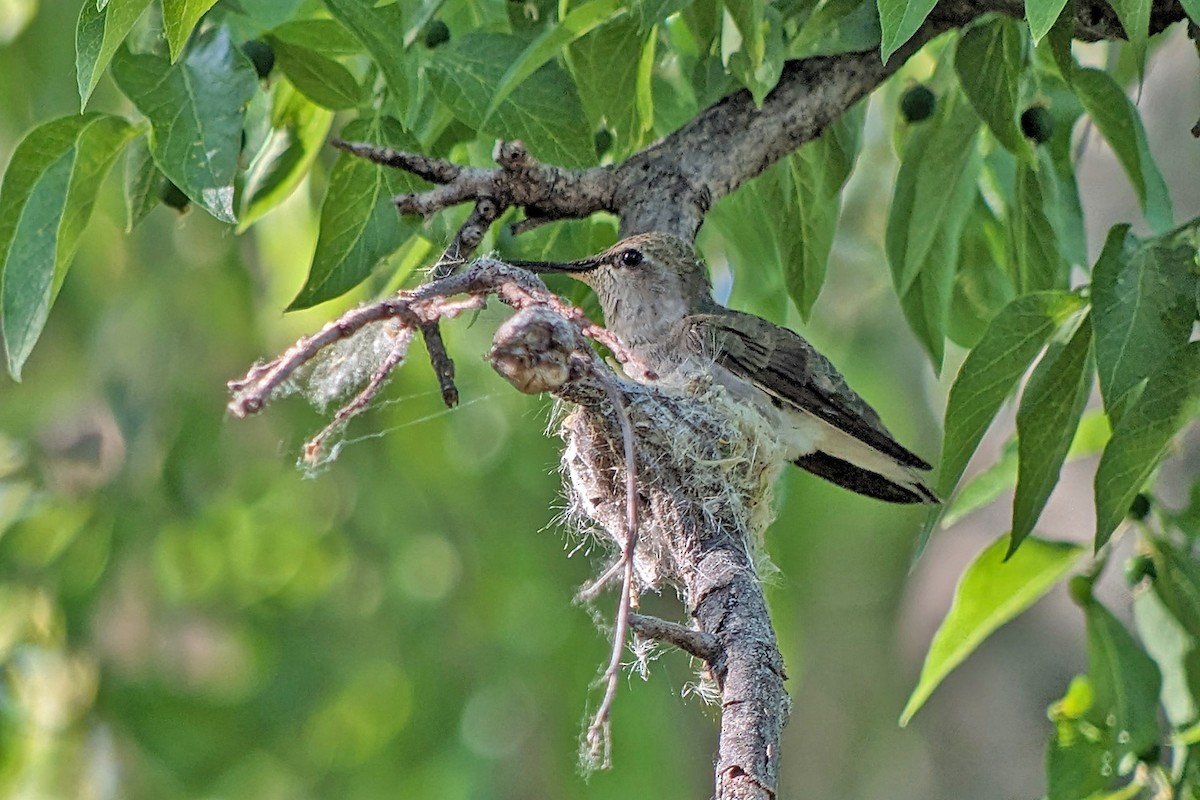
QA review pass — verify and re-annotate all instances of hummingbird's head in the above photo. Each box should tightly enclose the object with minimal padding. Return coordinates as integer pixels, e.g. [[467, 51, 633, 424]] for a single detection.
[[510, 233, 714, 337]]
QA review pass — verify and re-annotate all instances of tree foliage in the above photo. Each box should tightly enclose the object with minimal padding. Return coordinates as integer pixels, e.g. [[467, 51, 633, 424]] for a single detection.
[[0, 0, 1198, 798]]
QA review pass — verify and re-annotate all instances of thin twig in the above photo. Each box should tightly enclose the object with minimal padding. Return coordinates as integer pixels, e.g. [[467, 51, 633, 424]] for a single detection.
[[628, 613, 720, 662], [585, 372, 640, 769], [419, 322, 459, 407]]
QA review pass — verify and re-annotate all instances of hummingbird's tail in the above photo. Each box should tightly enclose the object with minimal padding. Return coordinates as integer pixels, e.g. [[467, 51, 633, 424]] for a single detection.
[[794, 450, 939, 504]]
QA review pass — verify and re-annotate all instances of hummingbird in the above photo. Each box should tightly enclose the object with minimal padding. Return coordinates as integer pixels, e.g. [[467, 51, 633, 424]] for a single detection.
[[511, 232, 938, 504]]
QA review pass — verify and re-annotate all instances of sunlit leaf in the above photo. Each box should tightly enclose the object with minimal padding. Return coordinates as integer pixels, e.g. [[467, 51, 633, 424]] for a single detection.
[[901, 535, 1084, 724], [161, 0, 219, 62], [938, 291, 1085, 497], [1011, 315, 1093, 556], [75, 0, 154, 109], [111, 27, 258, 223], [0, 114, 136, 378]]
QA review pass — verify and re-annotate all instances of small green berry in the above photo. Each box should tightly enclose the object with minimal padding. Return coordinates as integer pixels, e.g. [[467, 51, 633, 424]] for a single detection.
[[241, 40, 275, 79], [159, 180, 190, 213], [1020, 105, 1055, 144], [423, 20, 450, 48], [1127, 492, 1152, 521], [593, 128, 614, 157], [900, 85, 936, 123]]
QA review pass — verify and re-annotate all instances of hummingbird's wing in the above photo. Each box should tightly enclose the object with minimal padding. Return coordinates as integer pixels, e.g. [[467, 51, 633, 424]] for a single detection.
[[684, 311, 937, 503]]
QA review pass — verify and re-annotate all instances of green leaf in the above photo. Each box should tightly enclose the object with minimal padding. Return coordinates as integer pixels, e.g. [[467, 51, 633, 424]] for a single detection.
[[111, 27, 258, 224], [942, 409, 1110, 528], [1149, 537, 1200, 640], [427, 32, 594, 167], [1085, 599, 1162, 759], [785, 104, 864, 318], [1092, 225, 1197, 420], [789, 0, 882, 58], [235, 0, 309, 29], [324, 0, 410, 112], [886, 88, 982, 367], [878, 0, 937, 62], [938, 290, 1086, 497], [1012, 159, 1069, 292], [891, 88, 981, 297], [635, 24, 656, 133], [942, 437, 1018, 527], [75, 0, 154, 109], [947, 198, 1014, 349], [268, 37, 361, 111], [161, 0, 219, 62], [289, 116, 423, 310], [1046, 733, 1112, 800], [1026, 0, 1069, 42], [238, 82, 334, 231], [486, 0, 624, 119], [953, 17, 1030, 160], [122, 133, 161, 231], [1010, 314, 1093, 556], [723, 0, 766, 68], [1036, 140, 1087, 270], [0, 113, 137, 379], [1073, 68, 1173, 233], [568, 19, 646, 154], [1133, 586, 1199, 727], [722, 5, 785, 105], [1180, 0, 1200, 25], [1104, 0, 1151, 73], [633, 0, 695, 29], [267, 19, 364, 58], [900, 534, 1084, 724], [1094, 343, 1200, 550]]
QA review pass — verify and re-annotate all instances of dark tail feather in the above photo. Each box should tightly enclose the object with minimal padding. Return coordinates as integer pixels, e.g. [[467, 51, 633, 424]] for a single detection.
[[794, 451, 939, 504]]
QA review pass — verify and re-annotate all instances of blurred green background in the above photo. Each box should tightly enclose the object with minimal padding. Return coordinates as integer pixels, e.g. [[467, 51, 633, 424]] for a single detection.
[[2, 3, 1198, 799]]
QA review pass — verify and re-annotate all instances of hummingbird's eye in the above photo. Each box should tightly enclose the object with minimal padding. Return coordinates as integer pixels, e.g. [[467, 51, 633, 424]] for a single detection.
[[619, 248, 644, 267]]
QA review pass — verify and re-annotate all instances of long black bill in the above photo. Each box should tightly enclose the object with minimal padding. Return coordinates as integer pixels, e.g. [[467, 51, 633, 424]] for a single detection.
[[507, 256, 599, 274]]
